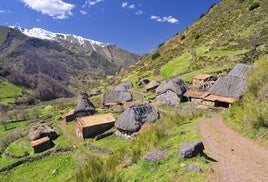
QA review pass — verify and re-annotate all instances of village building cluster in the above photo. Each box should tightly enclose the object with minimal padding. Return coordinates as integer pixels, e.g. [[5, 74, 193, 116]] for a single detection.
[[29, 63, 252, 153]]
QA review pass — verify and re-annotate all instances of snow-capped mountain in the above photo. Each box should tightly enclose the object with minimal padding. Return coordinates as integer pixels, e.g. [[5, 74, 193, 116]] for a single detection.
[[10, 26, 109, 49]]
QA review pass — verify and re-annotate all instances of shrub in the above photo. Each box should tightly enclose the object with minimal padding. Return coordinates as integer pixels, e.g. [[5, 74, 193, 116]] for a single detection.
[[249, 2, 260, 11], [152, 52, 160, 60]]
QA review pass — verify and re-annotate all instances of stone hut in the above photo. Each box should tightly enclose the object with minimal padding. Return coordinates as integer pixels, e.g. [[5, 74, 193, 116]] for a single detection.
[[144, 80, 160, 92], [203, 64, 252, 108], [65, 109, 75, 122], [29, 123, 58, 141], [30, 136, 54, 153], [184, 90, 210, 104], [156, 77, 188, 104], [102, 88, 132, 109], [193, 74, 213, 90], [137, 78, 150, 87], [75, 113, 116, 139], [89, 89, 102, 97], [156, 90, 181, 105], [115, 104, 159, 134], [74, 93, 96, 117]]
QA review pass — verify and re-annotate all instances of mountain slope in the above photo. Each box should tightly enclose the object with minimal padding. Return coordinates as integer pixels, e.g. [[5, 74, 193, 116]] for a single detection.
[[0, 26, 140, 101], [115, 0, 268, 84]]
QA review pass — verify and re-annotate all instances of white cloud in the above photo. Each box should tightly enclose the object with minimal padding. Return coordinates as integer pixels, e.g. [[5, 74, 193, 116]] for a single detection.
[[122, 2, 128, 8], [0, 10, 11, 13], [84, 0, 104, 7], [80, 10, 87, 15], [129, 4, 135, 9], [135, 10, 143, 15], [150, 15, 178, 24], [21, 0, 75, 19]]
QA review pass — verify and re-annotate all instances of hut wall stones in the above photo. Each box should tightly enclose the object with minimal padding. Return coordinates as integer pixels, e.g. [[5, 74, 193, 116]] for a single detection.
[[30, 136, 54, 153], [75, 113, 116, 139], [193, 74, 213, 90]]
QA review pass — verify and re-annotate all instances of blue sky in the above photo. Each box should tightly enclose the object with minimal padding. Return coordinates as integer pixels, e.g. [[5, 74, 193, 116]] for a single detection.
[[0, 0, 221, 54]]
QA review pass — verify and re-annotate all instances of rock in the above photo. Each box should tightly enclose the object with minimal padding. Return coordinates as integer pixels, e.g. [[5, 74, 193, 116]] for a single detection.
[[185, 165, 202, 173], [115, 104, 159, 133], [52, 169, 59, 175], [89, 89, 102, 97], [29, 123, 58, 141], [137, 78, 150, 87], [179, 141, 204, 158], [120, 82, 133, 90], [144, 150, 169, 162]]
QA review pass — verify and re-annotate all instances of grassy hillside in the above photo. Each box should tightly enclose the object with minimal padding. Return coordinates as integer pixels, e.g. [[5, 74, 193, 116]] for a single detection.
[[225, 55, 268, 144], [113, 0, 268, 85]]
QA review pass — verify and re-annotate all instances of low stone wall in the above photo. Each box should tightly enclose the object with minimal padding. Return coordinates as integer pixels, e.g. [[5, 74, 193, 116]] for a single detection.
[[0, 147, 75, 173]]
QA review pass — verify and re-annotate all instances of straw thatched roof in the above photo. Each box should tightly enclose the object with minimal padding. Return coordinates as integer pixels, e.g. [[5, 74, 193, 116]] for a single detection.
[[156, 90, 181, 105], [156, 77, 188, 96], [115, 104, 159, 133], [193, 74, 212, 80], [29, 124, 58, 141], [228, 64, 252, 79], [208, 75, 247, 99], [102, 90, 132, 105], [74, 93, 96, 115], [76, 113, 116, 128]]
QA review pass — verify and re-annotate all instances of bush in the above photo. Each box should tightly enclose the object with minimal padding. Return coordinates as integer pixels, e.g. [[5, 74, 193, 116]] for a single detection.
[[152, 52, 160, 60], [249, 2, 260, 11]]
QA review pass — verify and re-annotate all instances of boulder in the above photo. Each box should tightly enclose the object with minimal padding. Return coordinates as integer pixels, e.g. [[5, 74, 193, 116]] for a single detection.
[[115, 104, 159, 133], [179, 141, 204, 158], [185, 165, 203, 173], [144, 150, 169, 162], [156, 77, 188, 96], [121, 82, 133, 90], [29, 123, 58, 141], [156, 90, 181, 105]]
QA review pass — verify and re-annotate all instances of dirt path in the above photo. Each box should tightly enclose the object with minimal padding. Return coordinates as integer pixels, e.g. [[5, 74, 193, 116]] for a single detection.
[[199, 115, 268, 182]]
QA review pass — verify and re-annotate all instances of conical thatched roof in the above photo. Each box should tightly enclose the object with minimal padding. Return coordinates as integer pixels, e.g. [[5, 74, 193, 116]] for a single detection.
[[156, 90, 181, 105], [144, 80, 160, 91], [115, 104, 159, 133], [74, 93, 96, 116], [29, 123, 58, 141], [102, 90, 132, 105], [156, 77, 188, 96]]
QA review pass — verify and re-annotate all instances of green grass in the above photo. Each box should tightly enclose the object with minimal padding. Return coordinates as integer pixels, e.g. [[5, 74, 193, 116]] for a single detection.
[[0, 81, 22, 104], [6, 137, 32, 156], [0, 151, 83, 182], [203, 49, 248, 57], [160, 53, 191, 79]]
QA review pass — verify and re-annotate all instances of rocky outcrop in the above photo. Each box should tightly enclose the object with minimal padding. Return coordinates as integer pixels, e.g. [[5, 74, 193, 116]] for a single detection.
[[179, 141, 204, 158], [144, 150, 169, 162]]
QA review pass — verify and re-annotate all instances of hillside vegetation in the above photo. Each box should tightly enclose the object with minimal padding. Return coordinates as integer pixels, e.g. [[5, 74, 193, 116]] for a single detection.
[[225, 55, 268, 142], [113, 0, 268, 84]]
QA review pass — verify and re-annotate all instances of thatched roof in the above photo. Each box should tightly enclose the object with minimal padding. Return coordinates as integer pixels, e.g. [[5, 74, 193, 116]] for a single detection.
[[74, 93, 96, 114], [76, 113, 116, 128], [137, 78, 150, 86], [228, 64, 252, 79], [115, 104, 159, 133], [193, 74, 212, 80], [208, 75, 247, 99], [102, 90, 132, 105], [156, 90, 181, 105], [156, 77, 188, 96], [29, 124, 58, 141], [184, 90, 210, 99], [144, 80, 160, 91], [89, 89, 102, 97]]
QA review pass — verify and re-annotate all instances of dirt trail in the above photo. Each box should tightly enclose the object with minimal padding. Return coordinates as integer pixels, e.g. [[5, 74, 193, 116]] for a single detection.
[[199, 115, 268, 182]]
